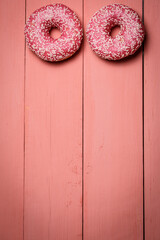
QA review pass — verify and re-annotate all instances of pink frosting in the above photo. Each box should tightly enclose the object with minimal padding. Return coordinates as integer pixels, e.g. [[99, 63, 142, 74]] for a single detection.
[[86, 4, 145, 60], [24, 4, 83, 61]]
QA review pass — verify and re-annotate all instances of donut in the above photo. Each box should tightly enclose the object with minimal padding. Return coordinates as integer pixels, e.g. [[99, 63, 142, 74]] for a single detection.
[[24, 4, 83, 62], [86, 4, 145, 60]]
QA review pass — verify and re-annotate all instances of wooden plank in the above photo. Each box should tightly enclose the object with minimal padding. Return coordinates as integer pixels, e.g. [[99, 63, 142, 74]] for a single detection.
[[144, 0, 160, 239], [25, 1, 83, 240], [84, 0, 143, 239], [0, 0, 25, 239]]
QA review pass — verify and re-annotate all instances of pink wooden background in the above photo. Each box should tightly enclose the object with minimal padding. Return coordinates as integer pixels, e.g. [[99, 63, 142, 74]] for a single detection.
[[0, 0, 159, 239]]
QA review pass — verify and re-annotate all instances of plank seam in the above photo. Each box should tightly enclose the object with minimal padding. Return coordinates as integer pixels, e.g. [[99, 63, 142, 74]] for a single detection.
[[23, 0, 27, 239], [142, 0, 145, 239], [82, 0, 84, 239]]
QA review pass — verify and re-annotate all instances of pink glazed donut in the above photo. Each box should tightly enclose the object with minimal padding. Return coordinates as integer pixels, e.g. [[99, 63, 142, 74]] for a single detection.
[[24, 4, 83, 61], [86, 4, 145, 60]]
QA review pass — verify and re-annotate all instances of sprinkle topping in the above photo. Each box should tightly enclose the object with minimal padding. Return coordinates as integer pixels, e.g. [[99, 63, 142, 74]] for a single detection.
[[24, 4, 83, 62], [86, 4, 145, 60]]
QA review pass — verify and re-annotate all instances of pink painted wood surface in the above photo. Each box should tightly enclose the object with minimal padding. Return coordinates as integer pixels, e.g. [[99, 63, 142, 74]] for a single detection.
[[25, 1, 83, 240], [1, 1, 160, 239], [84, 0, 143, 239], [0, 0, 25, 239], [144, 0, 160, 239]]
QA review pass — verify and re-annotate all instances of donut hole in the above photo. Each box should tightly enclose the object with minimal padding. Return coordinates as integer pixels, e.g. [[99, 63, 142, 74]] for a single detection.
[[50, 27, 61, 39], [110, 25, 121, 38]]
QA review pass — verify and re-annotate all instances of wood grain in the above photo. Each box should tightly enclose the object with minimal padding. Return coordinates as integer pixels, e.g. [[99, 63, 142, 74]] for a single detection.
[[1, 0, 160, 239], [84, 0, 143, 239], [25, 1, 83, 240], [144, 0, 160, 239], [0, 0, 25, 239]]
